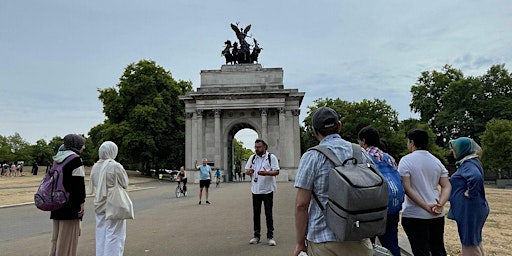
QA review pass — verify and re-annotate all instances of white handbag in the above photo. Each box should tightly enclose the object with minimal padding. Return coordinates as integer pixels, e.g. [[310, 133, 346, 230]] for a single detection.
[[105, 170, 134, 220]]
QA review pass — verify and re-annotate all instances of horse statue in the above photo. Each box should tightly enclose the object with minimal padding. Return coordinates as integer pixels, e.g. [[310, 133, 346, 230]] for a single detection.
[[222, 40, 235, 64], [250, 38, 262, 63]]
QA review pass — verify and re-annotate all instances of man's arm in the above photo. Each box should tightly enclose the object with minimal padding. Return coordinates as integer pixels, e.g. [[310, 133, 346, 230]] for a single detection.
[[294, 188, 311, 256], [436, 177, 451, 208]]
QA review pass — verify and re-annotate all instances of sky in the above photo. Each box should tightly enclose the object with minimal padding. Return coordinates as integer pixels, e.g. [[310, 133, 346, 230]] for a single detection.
[[1, 1, 511, 149]]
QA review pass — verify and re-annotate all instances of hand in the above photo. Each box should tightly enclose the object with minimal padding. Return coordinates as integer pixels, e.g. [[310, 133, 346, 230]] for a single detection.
[[78, 203, 85, 217], [293, 244, 307, 256]]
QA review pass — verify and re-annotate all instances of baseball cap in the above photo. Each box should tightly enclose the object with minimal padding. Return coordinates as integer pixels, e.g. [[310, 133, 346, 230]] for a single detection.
[[312, 107, 339, 130]]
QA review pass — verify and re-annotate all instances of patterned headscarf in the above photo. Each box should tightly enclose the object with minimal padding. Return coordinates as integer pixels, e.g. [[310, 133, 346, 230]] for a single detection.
[[449, 137, 481, 166]]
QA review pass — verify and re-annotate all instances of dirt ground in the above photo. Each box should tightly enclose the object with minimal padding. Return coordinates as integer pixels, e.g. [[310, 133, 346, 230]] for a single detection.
[[1, 167, 510, 256]]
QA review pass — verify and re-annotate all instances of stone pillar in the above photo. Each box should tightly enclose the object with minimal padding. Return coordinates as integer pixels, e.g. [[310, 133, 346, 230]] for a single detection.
[[196, 109, 204, 160], [279, 107, 286, 165], [260, 108, 268, 140], [214, 109, 222, 168], [292, 109, 301, 166], [185, 112, 193, 169]]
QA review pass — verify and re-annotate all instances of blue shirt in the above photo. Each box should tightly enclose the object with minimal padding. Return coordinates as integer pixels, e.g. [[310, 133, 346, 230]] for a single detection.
[[295, 134, 360, 243], [197, 165, 211, 180]]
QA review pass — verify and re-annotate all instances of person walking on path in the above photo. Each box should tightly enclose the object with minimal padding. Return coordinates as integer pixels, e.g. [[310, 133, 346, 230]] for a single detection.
[[245, 138, 280, 246], [294, 107, 373, 256], [358, 126, 404, 256], [448, 137, 489, 256], [89, 141, 129, 256], [398, 129, 451, 256], [195, 158, 212, 205], [48, 134, 86, 256]]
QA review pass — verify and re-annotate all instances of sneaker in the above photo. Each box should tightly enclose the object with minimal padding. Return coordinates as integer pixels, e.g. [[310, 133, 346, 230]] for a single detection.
[[249, 237, 260, 244], [267, 238, 276, 246], [206, 201, 211, 204], [198, 201, 201, 205]]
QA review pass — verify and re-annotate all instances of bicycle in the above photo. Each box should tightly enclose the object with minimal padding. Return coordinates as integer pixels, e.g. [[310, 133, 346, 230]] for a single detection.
[[215, 176, 221, 188], [175, 177, 187, 198]]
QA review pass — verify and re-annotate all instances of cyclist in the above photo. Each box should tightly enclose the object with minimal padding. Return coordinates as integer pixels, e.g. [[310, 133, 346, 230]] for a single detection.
[[176, 166, 187, 195], [215, 168, 222, 187]]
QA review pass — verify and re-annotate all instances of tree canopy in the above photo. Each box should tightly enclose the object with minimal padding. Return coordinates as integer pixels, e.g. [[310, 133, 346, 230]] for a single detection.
[[410, 64, 512, 145], [89, 60, 192, 173]]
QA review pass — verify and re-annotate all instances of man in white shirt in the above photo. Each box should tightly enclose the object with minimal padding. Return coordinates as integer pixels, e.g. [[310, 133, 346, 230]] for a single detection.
[[245, 138, 280, 246]]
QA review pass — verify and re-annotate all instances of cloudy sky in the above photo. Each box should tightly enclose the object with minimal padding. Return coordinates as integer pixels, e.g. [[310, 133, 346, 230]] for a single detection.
[[1, 1, 511, 148]]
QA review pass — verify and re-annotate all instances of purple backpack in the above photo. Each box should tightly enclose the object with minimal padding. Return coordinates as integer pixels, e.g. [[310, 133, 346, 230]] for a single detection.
[[34, 154, 78, 211]]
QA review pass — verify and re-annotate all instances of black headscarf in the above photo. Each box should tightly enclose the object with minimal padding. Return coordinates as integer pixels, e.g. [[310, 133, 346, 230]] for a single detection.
[[64, 134, 85, 154]]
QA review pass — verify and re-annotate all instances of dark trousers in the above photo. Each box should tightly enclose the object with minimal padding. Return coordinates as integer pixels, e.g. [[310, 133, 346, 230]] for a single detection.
[[252, 192, 274, 239], [402, 216, 447, 256], [371, 212, 401, 256]]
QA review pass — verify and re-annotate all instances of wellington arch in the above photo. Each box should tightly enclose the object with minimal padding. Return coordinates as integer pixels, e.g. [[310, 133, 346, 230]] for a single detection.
[[179, 64, 305, 182]]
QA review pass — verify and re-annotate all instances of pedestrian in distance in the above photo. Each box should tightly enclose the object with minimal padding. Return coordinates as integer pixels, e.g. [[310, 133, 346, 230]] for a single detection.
[[294, 106, 373, 256], [195, 158, 212, 204], [398, 129, 451, 256], [32, 160, 39, 175], [89, 141, 129, 256], [448, 137, 490, 256], [245, 138, 280, 246], [48, 134, 86, 256]]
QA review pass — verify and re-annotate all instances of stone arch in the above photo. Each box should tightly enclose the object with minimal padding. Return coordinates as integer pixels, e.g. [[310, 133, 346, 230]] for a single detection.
[[180, 64, 304, 183], [224, 120, 258, 181]]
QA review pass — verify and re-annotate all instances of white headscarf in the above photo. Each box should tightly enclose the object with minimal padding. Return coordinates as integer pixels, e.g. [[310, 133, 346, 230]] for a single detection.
[[93, 141, 119, 203]]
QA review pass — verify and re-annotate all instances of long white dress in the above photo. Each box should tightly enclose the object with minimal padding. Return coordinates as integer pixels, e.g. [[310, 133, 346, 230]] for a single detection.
[[89, 141, 129, 256]]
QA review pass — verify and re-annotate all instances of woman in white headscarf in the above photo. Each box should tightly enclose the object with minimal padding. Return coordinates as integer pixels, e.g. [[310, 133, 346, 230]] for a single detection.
[[89, 141, 129, 256]]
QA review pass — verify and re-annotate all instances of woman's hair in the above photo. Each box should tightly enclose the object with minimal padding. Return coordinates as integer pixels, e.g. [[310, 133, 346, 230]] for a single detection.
[[358, 126, 381, 147], [407, 129, 428, 149]]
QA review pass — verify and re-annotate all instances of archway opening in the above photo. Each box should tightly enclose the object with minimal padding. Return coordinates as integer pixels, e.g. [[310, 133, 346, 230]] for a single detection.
[[232, 128, 258, 181]]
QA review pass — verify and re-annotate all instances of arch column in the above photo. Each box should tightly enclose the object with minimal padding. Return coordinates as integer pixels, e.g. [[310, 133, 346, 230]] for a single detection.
[[214, 109, 222, 167], [260, 108, 268, 140], [196, 109, 204, 160]]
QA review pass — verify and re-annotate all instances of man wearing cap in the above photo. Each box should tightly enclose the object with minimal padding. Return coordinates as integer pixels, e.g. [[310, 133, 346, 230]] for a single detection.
[[293, 107, 373, 256]]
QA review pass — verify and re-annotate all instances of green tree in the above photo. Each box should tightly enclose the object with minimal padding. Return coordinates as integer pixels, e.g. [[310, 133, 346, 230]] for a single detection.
[[300, 98, 401, 157], [410, 64, 512, 145], [481, 119, 512, 178], [92, 60, 192, 174]]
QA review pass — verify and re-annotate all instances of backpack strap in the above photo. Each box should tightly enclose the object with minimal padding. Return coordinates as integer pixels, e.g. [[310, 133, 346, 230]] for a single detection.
[[307, 145, 343, 212], [351, 143, 364, 163], [308, 145, 343, 166]]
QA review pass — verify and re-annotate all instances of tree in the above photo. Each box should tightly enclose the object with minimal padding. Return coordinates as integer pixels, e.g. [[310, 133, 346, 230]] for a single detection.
[[481, 119, 512, 178], [410, 64, 512, 146], [92, 60, 192, 174], [300, 98, 401, 157]]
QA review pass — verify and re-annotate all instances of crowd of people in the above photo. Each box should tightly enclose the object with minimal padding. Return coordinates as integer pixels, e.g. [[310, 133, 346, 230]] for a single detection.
[[1, 162, 24, 177], [293, 107, 489, 256], [34, 104, 490, 256]]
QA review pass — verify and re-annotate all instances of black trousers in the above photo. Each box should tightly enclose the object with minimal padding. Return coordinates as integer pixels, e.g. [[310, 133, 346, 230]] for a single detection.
[[252, 192, 274, 239], [402, 216, 447, 256]]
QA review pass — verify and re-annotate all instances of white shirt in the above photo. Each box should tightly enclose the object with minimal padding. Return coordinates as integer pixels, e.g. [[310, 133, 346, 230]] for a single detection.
[[245, 152, 280, 194], [398, 150, 449, 219]]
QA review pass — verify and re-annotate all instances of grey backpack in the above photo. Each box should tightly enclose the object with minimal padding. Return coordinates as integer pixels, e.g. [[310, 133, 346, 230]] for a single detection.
[[310, 143, 388, 241]]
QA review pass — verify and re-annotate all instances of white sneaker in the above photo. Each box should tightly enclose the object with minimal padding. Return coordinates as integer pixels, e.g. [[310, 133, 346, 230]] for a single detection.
[[249, 237, 260, 244], [267, 238, 276, 246]]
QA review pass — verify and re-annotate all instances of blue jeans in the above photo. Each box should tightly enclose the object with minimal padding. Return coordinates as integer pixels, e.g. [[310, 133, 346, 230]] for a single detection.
[[252, 192, 274, 239], [371, 212, 401, 256], [402, 216, 447, 256]]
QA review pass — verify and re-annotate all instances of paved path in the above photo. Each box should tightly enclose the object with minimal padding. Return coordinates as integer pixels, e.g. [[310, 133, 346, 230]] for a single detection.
[[1, 179, 411, 256]]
